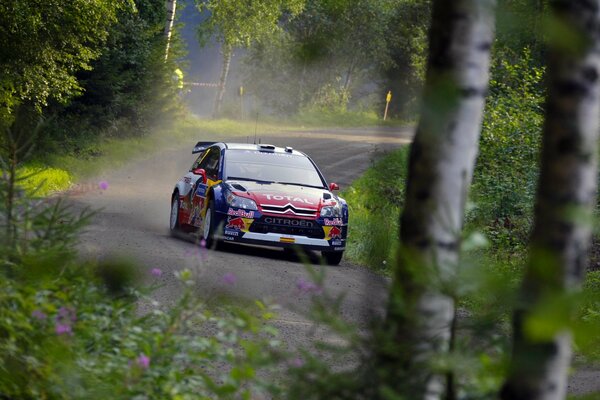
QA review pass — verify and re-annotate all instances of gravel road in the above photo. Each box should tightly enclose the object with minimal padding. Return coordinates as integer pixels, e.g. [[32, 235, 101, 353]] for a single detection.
[[68, 126, 599, 397]]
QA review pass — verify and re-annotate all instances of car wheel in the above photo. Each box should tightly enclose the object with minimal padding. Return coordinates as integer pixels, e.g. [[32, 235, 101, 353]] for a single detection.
[[322, 251, 343, 266], [202, 200, 218, 249], [170, 193, 181, 235]]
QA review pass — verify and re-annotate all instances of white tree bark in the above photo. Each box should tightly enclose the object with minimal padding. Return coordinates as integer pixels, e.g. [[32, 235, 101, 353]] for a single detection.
[[164, 0, 177, 61], [501, 1, 600, 399], [380, 1, 496, 399], [213, 45, 232, 117]]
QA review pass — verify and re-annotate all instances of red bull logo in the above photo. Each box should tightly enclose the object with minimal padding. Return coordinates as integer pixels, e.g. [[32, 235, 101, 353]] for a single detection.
[[226, 217, 246, 231], [329, 226, 342, 239]]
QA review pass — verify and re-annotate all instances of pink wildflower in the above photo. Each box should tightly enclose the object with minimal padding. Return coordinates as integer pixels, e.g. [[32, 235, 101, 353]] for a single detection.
[[31, 310, 47, 320], [55, 323, 72, 336], [222, 272, 236, 285], [290, 357, 304, 368], [98, 180, 109, 190], [151, 268, 162, 277], [136, 353, 150, 369], [296, 277, 320, 294], [58, 306, 77, 322]]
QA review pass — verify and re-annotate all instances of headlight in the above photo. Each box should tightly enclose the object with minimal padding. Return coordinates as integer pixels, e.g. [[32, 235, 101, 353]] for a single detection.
[[320, 205, 342, 218], [226, 193, 258, 210]]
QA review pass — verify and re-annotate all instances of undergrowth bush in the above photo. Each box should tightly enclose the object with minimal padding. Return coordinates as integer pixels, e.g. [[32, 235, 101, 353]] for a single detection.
[[342, 147, 409, 271], [0, 129, 287, 399]]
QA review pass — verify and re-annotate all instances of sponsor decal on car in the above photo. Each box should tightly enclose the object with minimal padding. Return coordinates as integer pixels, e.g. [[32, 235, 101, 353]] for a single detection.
[[264, 217, 314, 227], [195, 184, 207, 197], [227, 208, 255, 218], [226, 217, 246, 231], [224, 229, 240, 237], [226, 217, 254, 232], [324, 218, 343, 226], [280, 237, 296, 243], [331, 239, 343, 246], [329, 226, 342, 239], [264, 194, 315, 204]]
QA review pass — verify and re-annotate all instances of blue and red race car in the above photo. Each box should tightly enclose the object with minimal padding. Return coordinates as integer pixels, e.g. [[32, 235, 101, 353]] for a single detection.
[[169, 142, 348, 265]]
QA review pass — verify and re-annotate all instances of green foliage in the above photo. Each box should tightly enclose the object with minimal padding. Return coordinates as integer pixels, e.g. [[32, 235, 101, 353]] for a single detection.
[[17, 164, 72, 197], [0, 0, 123, 124], [578, 270, 600, 360], [0, 261, 283, 398], [470, 48, 545, 251], [382, 0, 431, 118], [291, 109, 383, 127], [243, 0, 407, 115], [34, 0, 182, 160], [342, 147, 409, 271], [196, 0, 305, 48], [0, 146, 288, 398]]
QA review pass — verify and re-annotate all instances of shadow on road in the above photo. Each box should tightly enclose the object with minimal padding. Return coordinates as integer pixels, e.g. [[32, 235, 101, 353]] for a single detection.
[[169, 230, 328, 266]]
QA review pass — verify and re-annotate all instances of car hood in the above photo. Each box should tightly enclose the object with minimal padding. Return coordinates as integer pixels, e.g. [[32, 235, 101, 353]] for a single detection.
[[226, 181, 336, 218]]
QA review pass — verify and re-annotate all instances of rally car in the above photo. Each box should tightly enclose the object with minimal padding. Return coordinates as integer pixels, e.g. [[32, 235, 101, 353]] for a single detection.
[[169, 142, 348, 265]]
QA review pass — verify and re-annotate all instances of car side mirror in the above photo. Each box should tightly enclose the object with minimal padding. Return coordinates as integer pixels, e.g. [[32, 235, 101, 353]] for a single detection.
[[192, 168, 207, 184], [329, 182, 339, 191]]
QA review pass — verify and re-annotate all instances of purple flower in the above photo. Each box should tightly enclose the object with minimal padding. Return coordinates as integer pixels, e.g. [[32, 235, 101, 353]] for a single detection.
[[222, 272, 236, 285], [31, 310, 47, 320], [136, 353, 150, 369], [151, 268, 162, 277], [296, 277, 320, 294], [290, 357, 304, 368], [98, 180, 109, 190], [58, 306, 77, 322], [55, 323, 72, 336], [200, 239, 207, 248]]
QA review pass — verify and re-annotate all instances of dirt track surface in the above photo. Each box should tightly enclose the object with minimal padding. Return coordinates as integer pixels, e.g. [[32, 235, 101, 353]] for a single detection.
[[69, 126, 599, 396]]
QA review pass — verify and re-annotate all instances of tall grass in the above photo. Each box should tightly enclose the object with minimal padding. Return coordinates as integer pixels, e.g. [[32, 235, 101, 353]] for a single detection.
[[342, 147, 410, 272]]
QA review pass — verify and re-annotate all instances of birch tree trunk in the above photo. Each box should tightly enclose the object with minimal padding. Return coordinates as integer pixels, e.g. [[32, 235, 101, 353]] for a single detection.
[[500, 1, 600, 399], [164, 0, 177, 61], [379, 1, 495, 399], [214, 44, 232, 118]]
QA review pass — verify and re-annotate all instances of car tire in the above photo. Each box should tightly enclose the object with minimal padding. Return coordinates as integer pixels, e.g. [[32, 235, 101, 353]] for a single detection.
[[170, 192, 181, 235], [202, 199, 219, 249], [322, 251, 343, 266]]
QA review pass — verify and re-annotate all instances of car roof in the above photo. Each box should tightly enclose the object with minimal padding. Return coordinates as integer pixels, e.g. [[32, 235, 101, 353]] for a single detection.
[[220, 142, 306, 156]]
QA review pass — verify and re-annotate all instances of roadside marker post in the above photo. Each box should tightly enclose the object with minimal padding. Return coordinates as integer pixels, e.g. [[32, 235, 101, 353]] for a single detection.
[[239, 86, 244, 120], [383, 90, 392, 121]]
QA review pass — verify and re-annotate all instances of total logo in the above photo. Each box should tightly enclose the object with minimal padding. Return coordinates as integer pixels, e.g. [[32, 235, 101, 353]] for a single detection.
[[226, 217, 246, 231], [265, 194, 315, 204], [329, 226, 342, 239]]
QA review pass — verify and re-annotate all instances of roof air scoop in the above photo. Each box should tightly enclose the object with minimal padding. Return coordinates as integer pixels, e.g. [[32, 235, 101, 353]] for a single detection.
[[259, 144, 276, 151]]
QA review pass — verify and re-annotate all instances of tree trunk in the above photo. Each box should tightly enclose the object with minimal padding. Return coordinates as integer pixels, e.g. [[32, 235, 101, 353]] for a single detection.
[[164, 0, 177, 61], [500, 1, 600, 399], [343, 58, 356, 93], [214, 45, 232, 118], [379, 1, 496, 399]]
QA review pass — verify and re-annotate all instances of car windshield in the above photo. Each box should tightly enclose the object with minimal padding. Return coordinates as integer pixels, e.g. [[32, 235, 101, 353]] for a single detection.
[[224, 150, 325, 188]]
